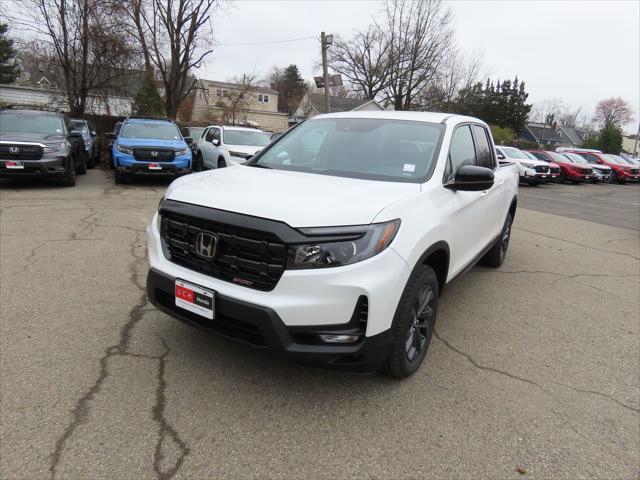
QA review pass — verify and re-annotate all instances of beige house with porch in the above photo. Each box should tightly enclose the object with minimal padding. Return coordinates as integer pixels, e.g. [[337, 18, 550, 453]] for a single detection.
[[191, 79, 288, 132]]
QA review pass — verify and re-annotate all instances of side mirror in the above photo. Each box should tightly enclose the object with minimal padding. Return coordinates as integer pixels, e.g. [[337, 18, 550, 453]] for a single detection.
[[184, 136, 193, 145], [212, 139, 220, 146], [445, 165, 495, 192], [70, 130, 84, 138], [245, 154, 254, 161], [91, 130, 97, 137], [496, 153, 505, 160], [105, 132, 116, 140]]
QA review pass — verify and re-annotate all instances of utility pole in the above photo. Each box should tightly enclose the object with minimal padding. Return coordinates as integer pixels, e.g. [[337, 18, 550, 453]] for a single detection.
[[634, 123, 640, 156], [321, 32, 331, 113]]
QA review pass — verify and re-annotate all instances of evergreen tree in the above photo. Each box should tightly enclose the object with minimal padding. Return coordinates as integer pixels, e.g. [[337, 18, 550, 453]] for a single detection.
[[0, 23, 19, 84], [597, 124, 623, 154], [133, 76, 165, 116], [279, 64, 307, 115]]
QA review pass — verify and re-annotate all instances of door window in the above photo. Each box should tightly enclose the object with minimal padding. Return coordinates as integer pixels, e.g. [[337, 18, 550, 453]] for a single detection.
[[445, 125, 476, 182], [471, 125, 495, 169]]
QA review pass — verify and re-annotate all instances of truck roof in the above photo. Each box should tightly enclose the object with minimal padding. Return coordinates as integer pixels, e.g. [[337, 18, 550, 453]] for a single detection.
[[312, 111, 485, 125]]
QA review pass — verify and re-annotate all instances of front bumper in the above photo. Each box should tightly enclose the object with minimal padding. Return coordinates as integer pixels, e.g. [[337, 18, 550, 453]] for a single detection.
[[0, 155, 67, 176], [146, 267, 394, 373], [114, 152, 192, 175]]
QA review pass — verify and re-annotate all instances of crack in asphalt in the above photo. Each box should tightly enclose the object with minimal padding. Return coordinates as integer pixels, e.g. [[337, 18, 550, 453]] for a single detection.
[[8, 242, 46, 276], [514, 226, 640, 261], [471, 269, 639, 280], [552, 382, 639, 413], [49, 218, 190, 479], [433, 331, 638, 469]]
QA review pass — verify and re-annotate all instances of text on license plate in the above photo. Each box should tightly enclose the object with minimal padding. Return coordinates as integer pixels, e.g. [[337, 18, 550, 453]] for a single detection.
[[5, 161, 24, 169], [175, 279, 215, 319], [148, 163, 162, 170]]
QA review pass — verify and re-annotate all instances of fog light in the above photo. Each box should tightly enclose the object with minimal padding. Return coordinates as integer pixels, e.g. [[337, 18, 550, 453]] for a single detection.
[[318, 334, 361, 344]]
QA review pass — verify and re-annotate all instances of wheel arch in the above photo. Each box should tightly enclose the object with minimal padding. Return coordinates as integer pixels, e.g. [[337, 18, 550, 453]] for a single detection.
[[415, 241, 450, 292]]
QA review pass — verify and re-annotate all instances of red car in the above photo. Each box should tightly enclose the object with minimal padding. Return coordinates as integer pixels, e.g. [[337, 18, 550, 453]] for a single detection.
[[564, 149, 640, 184], [527, 150, 593, 183]]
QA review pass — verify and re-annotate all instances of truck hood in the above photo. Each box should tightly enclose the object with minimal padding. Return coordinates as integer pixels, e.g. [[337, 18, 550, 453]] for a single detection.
[[0, 132, 66, 144], [165, 165, 421, 227], [116, 138, 187, 149]]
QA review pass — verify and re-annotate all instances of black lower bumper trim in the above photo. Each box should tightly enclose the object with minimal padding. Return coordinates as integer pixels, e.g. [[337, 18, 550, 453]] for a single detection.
[[146, 268, 393, 373]]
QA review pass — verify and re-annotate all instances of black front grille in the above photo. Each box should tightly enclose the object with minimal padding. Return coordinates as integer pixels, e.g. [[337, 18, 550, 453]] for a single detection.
[[631, 169, 639, 175], [581, 168, 593, 175], [534, 165, 550, 173], [133, 148, 175, 162], [550, 167, 560, 174], [0, 144, 43, 160], [161, 212, 287, 291]]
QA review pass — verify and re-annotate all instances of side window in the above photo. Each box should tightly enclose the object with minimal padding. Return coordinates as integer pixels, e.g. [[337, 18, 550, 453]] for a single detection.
[[212, 128, 221, 142], [445, 125, 476, 181], [471, 125, 495, 169], [204, 128, 214, 142]]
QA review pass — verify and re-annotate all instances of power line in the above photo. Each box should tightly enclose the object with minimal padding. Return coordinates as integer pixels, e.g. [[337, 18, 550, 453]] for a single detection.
[[216, 36, 318, 47]]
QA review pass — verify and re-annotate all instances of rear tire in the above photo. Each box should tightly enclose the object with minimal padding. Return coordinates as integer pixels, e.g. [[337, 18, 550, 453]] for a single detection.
[[480, 212, 513, 268], [385, 265, 439, 378], [86, 152, 96, 169], [193, 153, 203, 172]]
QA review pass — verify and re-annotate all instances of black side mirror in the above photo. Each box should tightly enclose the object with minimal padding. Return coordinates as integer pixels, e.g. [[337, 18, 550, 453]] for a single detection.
[[184, 137, 193, 145], [105, 132, 116, 140], [445, 165, 495, 192], [496, 153, 505, 160]]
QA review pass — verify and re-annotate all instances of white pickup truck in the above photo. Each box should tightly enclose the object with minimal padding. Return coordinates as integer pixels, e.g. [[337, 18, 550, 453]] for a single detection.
[[146, 112, 519, 377]]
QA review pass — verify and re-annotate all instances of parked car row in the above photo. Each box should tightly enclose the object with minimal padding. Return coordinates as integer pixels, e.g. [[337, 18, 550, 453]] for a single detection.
[[494, 144, 639, 185]]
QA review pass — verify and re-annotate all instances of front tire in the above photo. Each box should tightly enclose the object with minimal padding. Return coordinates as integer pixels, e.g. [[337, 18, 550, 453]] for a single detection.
[[114, 172, 130, 185], [217, 157, 226, 169], [61, 159, 76, 187], [76, 155, 87, 175], [480, 212, 513, 268], [385, 265, 439, 378]]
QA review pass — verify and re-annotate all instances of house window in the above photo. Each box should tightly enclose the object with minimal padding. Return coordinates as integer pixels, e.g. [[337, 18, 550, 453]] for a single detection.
[[258, 94, 263, 102], [216, 89, 222, 97], [222, 89, 228, 97], [257, 94, 269, 104]]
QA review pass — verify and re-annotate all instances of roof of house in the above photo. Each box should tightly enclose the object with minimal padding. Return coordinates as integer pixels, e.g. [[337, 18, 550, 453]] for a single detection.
[[558, 126, 588, 145], [306, 93, 376, 114], [200, 79, 278, 95], [525, 123, 563, 143]]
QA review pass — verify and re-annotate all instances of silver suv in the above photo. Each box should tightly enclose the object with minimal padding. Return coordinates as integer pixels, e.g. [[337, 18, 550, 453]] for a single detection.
[[194, 125, 271, 170]]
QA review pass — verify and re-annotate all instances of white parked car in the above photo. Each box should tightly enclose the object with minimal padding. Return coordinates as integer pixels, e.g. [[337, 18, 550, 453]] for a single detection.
[[194, 125, 271, 170], [495, 146, 551, 185], [147, 112, 519, 377]]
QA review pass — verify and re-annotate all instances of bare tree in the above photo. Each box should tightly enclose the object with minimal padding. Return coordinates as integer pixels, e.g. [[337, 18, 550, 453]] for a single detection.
[[557, 105, 582, 128], [593, 97, 633, 128], [328, 26, 390, 100], [380, 0, 455, 110], [13, 0, 138, 116], [220, 74, 257, 125], [529, 97, 564, 123], [119, 0, 220, 118]]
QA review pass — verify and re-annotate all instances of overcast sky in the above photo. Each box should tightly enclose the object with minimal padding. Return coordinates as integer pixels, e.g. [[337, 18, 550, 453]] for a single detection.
[[198, 0, 639, 133]]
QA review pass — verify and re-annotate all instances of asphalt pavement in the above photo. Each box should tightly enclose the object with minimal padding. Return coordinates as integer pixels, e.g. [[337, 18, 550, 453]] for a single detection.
[[1, 171, 639, 479]]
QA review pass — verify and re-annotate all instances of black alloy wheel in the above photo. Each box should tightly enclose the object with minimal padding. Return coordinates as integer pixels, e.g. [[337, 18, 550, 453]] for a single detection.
[[405, 285, 436, 363]]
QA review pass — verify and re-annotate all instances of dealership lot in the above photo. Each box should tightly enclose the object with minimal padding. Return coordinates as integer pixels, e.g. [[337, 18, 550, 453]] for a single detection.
[[1, 172, 638, 479]]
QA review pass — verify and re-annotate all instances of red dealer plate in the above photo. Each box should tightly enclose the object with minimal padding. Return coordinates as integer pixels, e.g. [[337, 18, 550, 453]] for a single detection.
[[175, 279, 215, 319], [6, 161, 24, 169], [148, 163, 162, 170]]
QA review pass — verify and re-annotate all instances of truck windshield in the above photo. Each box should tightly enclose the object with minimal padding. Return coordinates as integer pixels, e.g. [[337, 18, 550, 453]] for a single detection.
[[224, 130, 270, 146], [250, 118, 445, 182], [0, 111, 65, 135], [120, 122, 182, 140]]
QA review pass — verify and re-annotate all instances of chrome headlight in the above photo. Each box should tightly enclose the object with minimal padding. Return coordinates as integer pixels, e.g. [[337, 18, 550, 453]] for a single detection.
[[175, 147, 190, 156], [521, 162, 535, 169], [287, 219, 400, 269], [43, 142, 67, 153], [115, 144, 134, 155]]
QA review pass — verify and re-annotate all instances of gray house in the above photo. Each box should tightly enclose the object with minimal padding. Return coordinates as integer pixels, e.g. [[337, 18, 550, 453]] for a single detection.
[[519, 122, 563, 146], [556, 127, 591, 148], [293, 93, 384, 123]]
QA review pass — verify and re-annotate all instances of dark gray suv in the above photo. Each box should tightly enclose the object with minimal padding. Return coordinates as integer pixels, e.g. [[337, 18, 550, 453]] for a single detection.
[[0, 107, 87, 186]]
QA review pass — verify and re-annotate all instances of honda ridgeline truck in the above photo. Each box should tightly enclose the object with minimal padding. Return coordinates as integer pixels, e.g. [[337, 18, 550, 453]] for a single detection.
[[146, 112, 519, 378]]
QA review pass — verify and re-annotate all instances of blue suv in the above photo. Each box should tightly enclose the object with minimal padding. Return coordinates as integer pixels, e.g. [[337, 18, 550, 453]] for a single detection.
[[107, 117, 193, 184]]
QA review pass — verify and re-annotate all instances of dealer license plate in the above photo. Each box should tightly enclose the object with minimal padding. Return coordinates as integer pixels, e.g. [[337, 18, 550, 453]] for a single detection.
[[175, 279, 215, 319], [148, 163, 162, 170], [6, 161, 24, 169]]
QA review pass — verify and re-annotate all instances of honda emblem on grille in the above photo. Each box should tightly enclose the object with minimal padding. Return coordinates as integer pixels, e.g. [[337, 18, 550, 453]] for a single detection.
[[9, 146, 19, 154], [151, 151, 159, 157], [195, 232, 218, 259]]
